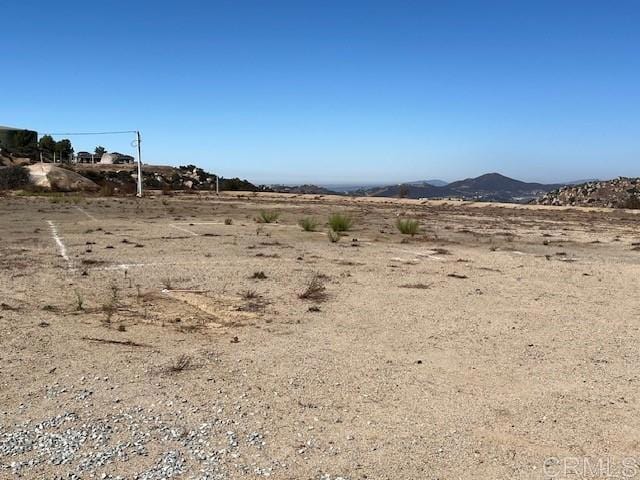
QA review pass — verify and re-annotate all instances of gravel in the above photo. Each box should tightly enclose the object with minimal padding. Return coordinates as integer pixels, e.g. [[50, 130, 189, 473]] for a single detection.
[[0, 387, 282, 479]]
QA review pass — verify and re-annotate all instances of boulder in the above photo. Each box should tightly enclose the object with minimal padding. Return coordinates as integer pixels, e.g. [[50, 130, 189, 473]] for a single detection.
[[27, 164, 99, 192]]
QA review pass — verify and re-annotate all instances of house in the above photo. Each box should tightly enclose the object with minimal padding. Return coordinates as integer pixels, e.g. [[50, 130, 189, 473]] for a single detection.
[[76, 151, 99, 164], [100, 152, 135, 164]]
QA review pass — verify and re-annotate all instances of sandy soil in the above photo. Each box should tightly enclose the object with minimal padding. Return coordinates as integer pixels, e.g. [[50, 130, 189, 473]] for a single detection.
[[1, 191, 639, 479]]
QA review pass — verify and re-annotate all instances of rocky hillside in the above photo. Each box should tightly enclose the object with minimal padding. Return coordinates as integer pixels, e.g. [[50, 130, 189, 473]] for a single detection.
[[74, 164, 259, 193], [534, 177, 640, 209], [1, 158, 261, 193]]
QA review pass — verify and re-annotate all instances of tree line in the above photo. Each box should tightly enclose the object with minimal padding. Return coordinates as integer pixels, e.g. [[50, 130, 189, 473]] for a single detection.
[[38, 136, 108, 162]]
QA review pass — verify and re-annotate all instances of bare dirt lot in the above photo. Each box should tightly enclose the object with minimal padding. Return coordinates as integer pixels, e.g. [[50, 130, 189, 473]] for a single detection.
[[1, 192, 639, 479]]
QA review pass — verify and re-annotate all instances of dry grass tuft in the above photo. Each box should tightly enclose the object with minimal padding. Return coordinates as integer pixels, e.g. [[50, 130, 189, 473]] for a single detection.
[[257, 211, 280, 223], [299, 217, 319, 231], [241, 289, 259, 300], [74, 290, 84, 311], [327, 229, 340, 243], [299, 273, 327, 301], [399, 283, 431, 289], [396, 218, 420, 236], [167, 354, 193, 373]]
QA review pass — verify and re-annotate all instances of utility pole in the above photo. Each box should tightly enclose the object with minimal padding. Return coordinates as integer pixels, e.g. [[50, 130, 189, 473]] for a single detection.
[[135, 130, 143, 197]]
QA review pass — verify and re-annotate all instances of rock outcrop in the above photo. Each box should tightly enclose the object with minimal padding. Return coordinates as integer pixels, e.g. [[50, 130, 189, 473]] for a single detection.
[[533, 178, 640, 209], [27, 164, 99, 192]]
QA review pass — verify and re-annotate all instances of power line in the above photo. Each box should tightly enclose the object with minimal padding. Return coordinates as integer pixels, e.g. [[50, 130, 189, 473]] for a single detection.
[[38, 129, 145, 198], [42, 130, 137, 136]]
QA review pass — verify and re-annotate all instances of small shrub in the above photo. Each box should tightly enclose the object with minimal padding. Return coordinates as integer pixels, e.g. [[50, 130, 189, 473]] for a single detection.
[[257, 211, 279, 223], [623, 195, 640, 210], [298, 217, 319, 232], [399, 283, 431, 289], [328, 213, 353, 232], [102, 303, 115, 325], [224, 218, 233, 225], [241, 289, 259, 299], [167, 354, 192, 373], [109, 282, 120, 305], [251, 271, 267, 280], [299, 273, 327, 301], [0, 166, 30, 190], [100, 183, 115, 196], [327, 229, 340, 243], [74, 290, 84, 311], [396, 218, 420, 236]]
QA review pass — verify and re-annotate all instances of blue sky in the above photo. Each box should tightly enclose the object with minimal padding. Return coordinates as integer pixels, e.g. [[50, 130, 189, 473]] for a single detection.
[[4, 0, 639, 184]]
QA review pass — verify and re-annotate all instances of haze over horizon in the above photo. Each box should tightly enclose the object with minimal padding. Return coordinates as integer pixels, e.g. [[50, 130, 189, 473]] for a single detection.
[[4, 0, 639, 185]]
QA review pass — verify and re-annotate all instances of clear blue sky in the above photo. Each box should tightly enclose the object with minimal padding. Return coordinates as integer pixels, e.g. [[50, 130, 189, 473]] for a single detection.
[[4, 0, 639, 184]]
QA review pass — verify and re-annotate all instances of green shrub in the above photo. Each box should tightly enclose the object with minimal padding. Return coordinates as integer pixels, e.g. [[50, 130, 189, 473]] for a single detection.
[[328, 213, 353, 232], [298, 217, 319, 231], [396, 218, 420, 235], [257, 210, 280, 223], [224, 218, 233, 225], [0, 166, 30, 190]]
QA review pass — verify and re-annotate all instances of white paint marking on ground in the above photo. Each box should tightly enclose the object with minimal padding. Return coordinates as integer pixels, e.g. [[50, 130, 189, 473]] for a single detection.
[[75, 206, 98, 221], [393, 248, 445, 260], [98, 263, 157, 271], [169, 224, 199, 236], [47, 220, 73, 268], [172, 222, 226, 226]]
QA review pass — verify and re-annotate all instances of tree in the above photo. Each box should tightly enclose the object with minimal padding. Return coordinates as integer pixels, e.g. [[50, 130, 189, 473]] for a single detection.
[[54, 139, 74, 163], [95, 145, 106, 156], [11, 130, 38, 158], [38, 135, 56, 158], [398, 184, 410, 199]]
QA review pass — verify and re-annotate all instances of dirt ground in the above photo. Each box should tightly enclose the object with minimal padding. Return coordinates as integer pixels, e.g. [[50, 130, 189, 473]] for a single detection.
[[1, 191, 639, 479]]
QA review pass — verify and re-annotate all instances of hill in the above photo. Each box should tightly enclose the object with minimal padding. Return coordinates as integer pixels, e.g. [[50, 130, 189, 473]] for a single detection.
[[361, 172, 561, 202], [268, 184, 338, 195], [365, 183, 453, 199], [445, 173, 561, 201], [405, 179, 449, 187], [73, 163, 259, 193]]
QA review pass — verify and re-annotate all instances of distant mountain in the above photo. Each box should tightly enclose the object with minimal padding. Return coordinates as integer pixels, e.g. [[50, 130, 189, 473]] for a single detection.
[[565, 178, 599, 185], [361, 172, 564, 203], [405, 179, 449, 187], [445, 173, 562, 200], [269, 184, 339, 195], [366, 183, 451, 199], [320, 183, 383, 193]]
